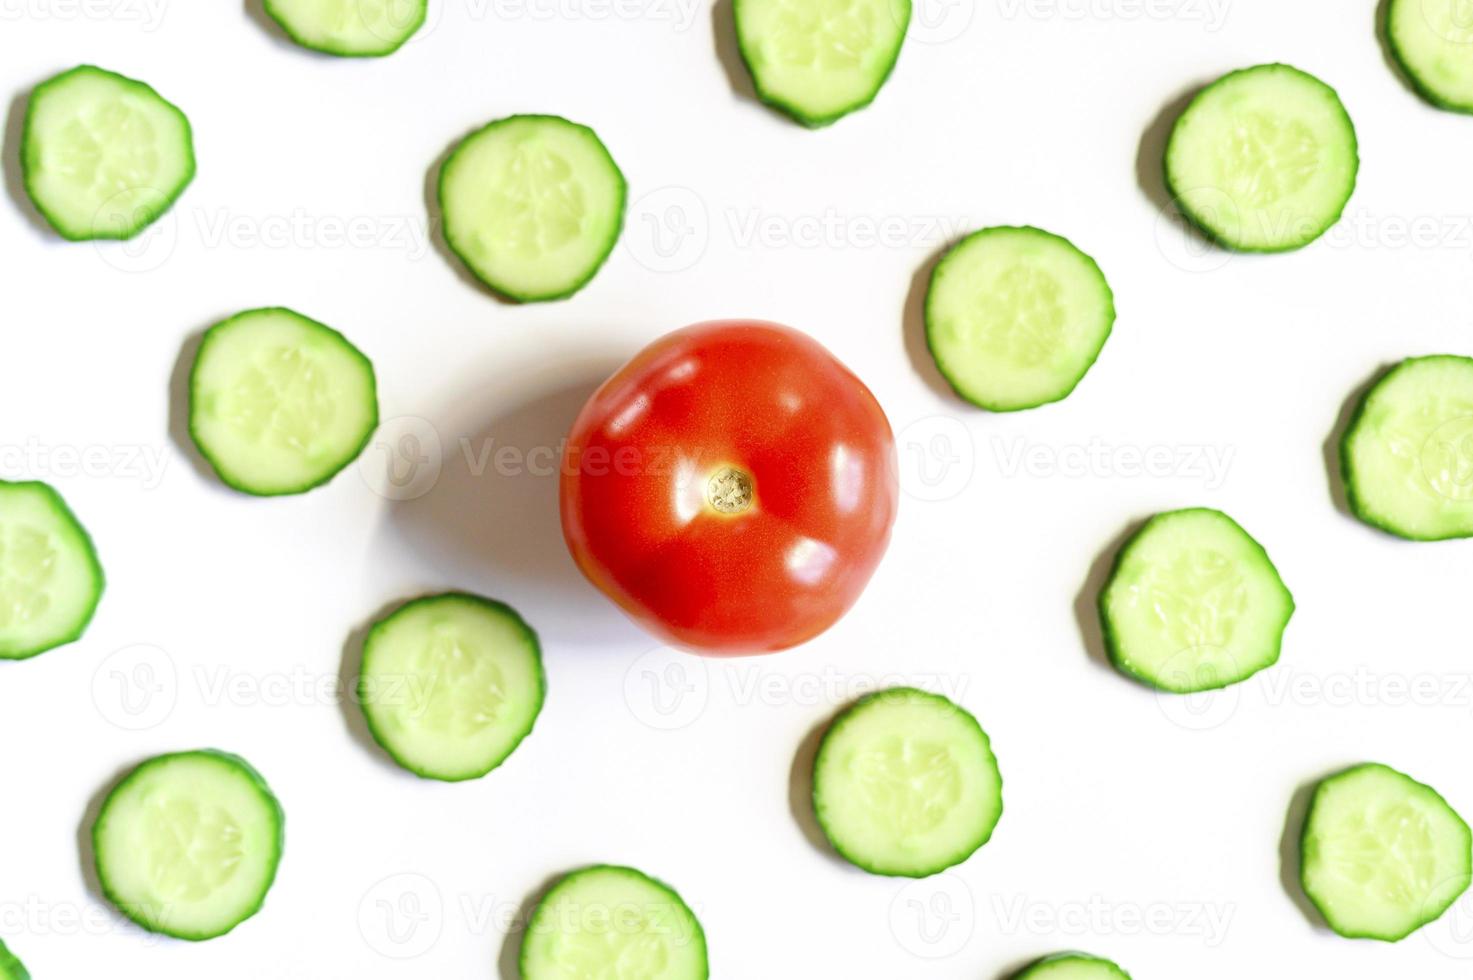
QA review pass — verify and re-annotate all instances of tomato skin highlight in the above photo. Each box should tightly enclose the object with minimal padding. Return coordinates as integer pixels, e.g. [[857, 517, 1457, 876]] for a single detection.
[[561, 321, 899, 655]]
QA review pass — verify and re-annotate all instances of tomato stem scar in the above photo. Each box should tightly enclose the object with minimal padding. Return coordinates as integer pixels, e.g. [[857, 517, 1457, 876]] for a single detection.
[[706, 466, 755, 515]]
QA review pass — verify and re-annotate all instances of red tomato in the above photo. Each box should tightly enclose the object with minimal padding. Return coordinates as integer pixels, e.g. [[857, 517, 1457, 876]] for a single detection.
[[561, 321, 898, 655]]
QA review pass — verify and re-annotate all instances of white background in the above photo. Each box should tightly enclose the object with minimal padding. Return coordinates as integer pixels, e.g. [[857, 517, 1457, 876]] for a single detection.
[[3, 0, 1473, 977]]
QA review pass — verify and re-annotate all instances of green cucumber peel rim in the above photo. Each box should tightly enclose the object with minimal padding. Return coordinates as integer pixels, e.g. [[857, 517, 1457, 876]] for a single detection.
[[92, 749, 284, 941], [1099, 508, 1294, 694], [263, 0, 429, 57], [187, 306, 380, 497], [519, 864, 709, 980], [357, 592, 547, 782], [1014, 952, 1133, 980], [1341, 355, 1473, 541], [1164, 63, 1358, 253], [812, 686, 1003, 878], [1300, 762, 1472, 942], [437, 114, 627, 303], [733, 0, 912, 127], [22, 64, 195, 242], [0, 479, 104, 660]]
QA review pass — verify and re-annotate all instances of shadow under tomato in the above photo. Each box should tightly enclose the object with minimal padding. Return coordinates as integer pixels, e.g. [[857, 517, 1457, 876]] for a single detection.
[[381, 368, 641, 647]]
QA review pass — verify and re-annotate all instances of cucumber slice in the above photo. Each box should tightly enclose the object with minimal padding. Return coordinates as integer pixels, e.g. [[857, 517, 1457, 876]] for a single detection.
[[1015, 953, 1132, 980], [188, 307, 379, 497], [812, 687, 1003, 878], [0, 480, 104, 660], [92, 750, 284, 941], [358, 593, 546, 782], [925, 226, 1115, 412], [520, 865, 708, 980], [22, 65, 194, 241], [734, 0, 910, 127], [1099, 508, 1294, 694], [264, 0, 427, 56], [1301, 763, 1472, 941], [0, 940, 29, 980], [1342, 355, 1473, 541], [1165, 64, 1358, 252], [438, 115, 627, 303], [1388, 0, 1473, 113]]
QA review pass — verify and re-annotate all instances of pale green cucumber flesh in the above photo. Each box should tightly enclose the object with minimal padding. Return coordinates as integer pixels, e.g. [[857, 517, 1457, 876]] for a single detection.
[[1016, 953, 1133, 980], [93, 750, 284, 941], [812, 687, 1003, 878], [734, 0, 911, 126], [0, 939, 29, 980], [22, 65, 194, 241], [1388, 0, 1473, 113], [1301, 763, 1472, 941], [926, 226, 1115, 412], [1342, 355, 1473, 541], [0, 480, 104, 660], [188, 307, 379, 497], [438, 114, 627, 302], [358, 593, 546, 782], [1100, 508, 1294, 693], [1165, 64, 1358, 252], [519, 866, 709, 980], [264, 0, 428, 57]]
